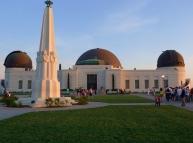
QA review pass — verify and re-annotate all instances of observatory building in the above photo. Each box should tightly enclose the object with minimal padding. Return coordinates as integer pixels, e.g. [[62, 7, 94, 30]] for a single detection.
[[3, 48, 188, 92]]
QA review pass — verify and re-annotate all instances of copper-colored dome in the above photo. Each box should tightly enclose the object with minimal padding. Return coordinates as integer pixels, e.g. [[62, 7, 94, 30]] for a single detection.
[[75, 48, 123, 68], [4, 51, 32, 69], [157, 50, 185, 68]]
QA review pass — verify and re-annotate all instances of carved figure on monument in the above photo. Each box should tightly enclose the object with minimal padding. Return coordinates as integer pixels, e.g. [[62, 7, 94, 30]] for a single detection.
[[50, 51, 58, 63], [40, 50, 49, 79], [42, 50, 49, 63], [35, 52, 41, 79], [50, 51, 57, 79]]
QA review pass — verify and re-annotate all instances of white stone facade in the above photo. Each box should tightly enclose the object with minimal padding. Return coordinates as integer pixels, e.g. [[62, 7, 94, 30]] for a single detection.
[[4, 65, 186, 93]]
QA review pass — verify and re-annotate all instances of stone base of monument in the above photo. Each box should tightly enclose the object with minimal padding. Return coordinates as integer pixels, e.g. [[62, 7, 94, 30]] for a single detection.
[[17, 97, 77, 108]]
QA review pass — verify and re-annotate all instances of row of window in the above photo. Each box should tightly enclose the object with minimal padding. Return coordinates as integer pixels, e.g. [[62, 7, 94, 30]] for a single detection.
[[18, 80, 32, 89], [125, 80, 168, 89]]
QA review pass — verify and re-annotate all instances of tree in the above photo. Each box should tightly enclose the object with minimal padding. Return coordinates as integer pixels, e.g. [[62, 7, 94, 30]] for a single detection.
[[67, 73, 70, 89], [112, 74, 115, 90]]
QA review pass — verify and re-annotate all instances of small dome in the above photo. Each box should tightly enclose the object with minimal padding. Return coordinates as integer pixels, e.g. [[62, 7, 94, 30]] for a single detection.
[[4, 51, 32, 69], [157, 50, 185, 68], [75, 48, 122, 68]]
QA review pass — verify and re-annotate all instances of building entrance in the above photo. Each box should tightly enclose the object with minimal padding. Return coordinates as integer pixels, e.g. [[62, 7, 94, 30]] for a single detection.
[[87, 74, 97, 90]]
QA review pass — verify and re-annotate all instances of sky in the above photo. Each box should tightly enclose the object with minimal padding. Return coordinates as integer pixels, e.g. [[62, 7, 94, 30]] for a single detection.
[[0, 0, 193, 81]]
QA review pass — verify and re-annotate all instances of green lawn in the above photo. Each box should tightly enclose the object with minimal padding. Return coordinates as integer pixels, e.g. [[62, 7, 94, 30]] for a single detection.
[[0, 106, 193, 143], [89, 94, 153, 103]]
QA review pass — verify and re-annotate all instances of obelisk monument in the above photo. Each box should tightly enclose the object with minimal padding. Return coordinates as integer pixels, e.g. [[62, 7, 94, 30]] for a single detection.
[[31, 0, 60, 103], [17, 1, 75, 107]]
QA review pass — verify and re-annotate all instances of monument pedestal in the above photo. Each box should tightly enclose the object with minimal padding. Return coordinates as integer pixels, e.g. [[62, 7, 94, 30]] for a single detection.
[[17, 97, 76, 108]]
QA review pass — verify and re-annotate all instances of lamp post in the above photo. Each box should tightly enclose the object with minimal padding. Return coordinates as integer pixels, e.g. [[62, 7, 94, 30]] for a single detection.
[[162, 75, 165, 88]]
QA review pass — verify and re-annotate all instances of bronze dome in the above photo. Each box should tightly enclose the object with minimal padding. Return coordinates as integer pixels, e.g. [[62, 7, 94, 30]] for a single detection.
[[4, 51, 32, 69], [157, 50, 185, 68], [75, 48, 123, 68]]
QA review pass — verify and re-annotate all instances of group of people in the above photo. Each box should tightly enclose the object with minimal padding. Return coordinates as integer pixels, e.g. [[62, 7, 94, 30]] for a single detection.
[[76, 87, 96, 99], [105, 89, 126, 95], [116, 89, 126, 95], [147, 86, 193, 107]]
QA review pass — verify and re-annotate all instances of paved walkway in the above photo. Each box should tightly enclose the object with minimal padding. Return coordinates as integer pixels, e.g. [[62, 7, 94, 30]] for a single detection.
[[0, 102, 109, 121], [0, 94, 193, 120], [135, 94, 193, 111]]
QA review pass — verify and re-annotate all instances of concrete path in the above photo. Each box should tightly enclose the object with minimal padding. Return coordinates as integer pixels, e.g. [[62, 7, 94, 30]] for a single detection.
[[0, 102, 108, 121], [1, 94, 193, 121], [135, 94, 193, 111]]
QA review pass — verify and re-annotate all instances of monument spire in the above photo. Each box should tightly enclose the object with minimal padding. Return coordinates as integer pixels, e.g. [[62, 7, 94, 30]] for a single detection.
[[31, 0, 60, 100]]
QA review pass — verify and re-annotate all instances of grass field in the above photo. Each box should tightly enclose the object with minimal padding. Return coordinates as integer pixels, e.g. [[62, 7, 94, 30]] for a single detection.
[[89, 94, 153, 103], [0, 105, 193, 143]]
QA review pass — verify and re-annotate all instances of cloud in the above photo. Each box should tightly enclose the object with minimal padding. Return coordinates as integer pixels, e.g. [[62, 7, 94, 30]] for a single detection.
[[56, 34, 94, 52], [100, 1, 158, 34]]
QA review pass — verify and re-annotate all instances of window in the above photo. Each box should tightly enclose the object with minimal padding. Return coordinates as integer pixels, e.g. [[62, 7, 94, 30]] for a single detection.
[[135, 80, 139, 89], [28, 80, 32, 89], [154, 80, 159, 89], [18, 80, 23, 89], [164, 80, 168, 88], [145, 80, 149, 89], [125, 80, 130, 89]]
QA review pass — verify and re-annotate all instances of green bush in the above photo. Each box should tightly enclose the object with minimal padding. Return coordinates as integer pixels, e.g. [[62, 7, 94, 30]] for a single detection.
[[78, 97, 88, 105], [11, 101, 23, 108], [0, 95, 22, 107], [1, 97, 16, 107], [17, 101, 22, 107], [44, 97, 54, 107], [54, 98, 64, 106]]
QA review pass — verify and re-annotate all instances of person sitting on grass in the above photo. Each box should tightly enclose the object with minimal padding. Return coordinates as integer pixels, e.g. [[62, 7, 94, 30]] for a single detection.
[[155, 96, 160, 107]]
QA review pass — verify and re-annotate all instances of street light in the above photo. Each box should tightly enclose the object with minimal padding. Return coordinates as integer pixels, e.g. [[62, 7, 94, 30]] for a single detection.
[[162, 75, 165, 88]]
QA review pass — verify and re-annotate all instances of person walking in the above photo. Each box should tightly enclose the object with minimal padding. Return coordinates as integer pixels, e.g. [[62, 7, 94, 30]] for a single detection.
[[185, 87, 190, 103], [151, 87, 155, 96], [147, 87, 150, 96], [120, 89, 123, 96], [3, 88, 7, 97], [159, 88, 164, 102], [89, 87, 93, 99], [177, 87, 182, 101], [174, 87, 178, 101], [106, 89, 108, 95], [155, 96, 160, 107], [181, 88, 186, 106], [166, 87, 170, 102], [190, 88, 193, 102]]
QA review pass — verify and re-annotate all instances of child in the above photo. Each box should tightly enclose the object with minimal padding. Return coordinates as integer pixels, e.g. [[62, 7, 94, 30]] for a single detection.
[[155, 96, 160, 107]]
